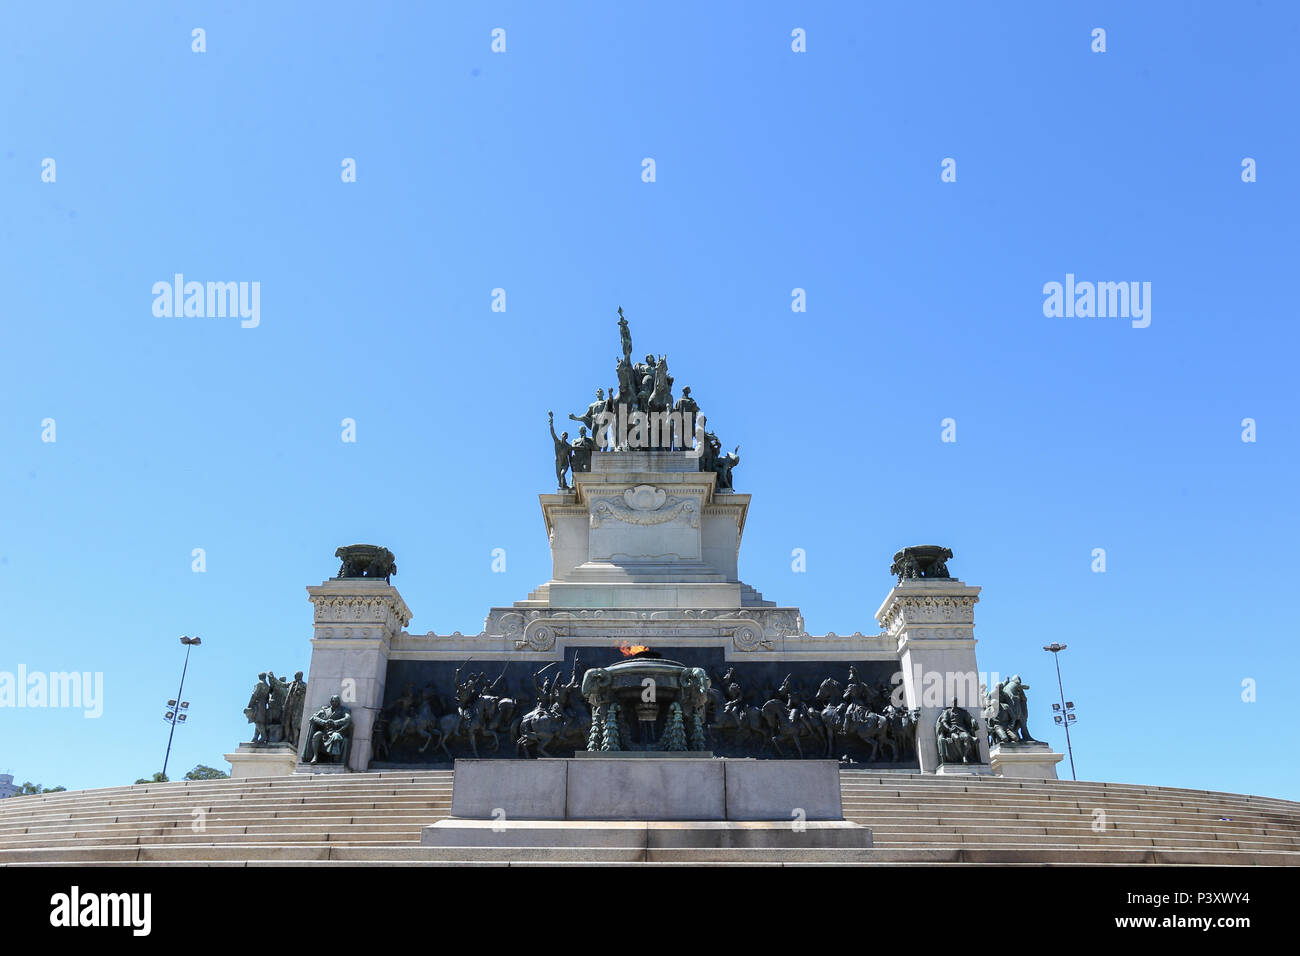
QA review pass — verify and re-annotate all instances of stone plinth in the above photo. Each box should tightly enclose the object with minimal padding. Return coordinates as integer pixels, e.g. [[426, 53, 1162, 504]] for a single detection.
[[990, 742, 1065, 779], [225, 743, 299, 778], [448, 757, 846, 822], [591, 450, 700, 474], [935, 762, 995, 776]]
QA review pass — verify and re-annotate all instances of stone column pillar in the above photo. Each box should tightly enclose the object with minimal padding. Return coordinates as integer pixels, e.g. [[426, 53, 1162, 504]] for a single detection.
[[302, 578, 411, 771], [876, 576, 987, 773]]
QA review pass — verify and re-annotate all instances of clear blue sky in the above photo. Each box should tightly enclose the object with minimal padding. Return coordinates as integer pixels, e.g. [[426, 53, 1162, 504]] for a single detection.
[[2, 2, 1297, 800]]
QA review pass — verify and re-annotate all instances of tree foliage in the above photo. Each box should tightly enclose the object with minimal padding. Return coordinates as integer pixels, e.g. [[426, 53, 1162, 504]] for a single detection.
[[16, 782, 66, 795], [184, 764, 228, 780]]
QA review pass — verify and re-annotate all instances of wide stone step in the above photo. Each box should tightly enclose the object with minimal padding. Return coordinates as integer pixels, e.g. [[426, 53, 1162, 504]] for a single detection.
[[1, 769, 1294, 866], [845, 815, 1299, 834], [867, 833, 1297, 851], [5, 790, 397, 807], [6, 821, 1294, 851], [840, 790, 1297, 810], [840, 789, 1279, 805], [0, 802, 451, 822], [0, 831, 424, 849], [4, 844, 1295, 866], [856, 820, 1300, 839], [0, 801, 457, 816]]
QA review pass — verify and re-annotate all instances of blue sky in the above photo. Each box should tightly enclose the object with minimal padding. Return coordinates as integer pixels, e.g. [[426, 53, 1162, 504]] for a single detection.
[[1, 2, 1297, 799]]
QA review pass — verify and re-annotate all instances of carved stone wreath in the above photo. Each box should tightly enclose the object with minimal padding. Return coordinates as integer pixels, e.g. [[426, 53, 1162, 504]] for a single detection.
[[591, 487, 699, 528]]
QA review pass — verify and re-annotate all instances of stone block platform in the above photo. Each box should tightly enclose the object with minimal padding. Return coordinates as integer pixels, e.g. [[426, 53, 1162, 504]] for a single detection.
[[447, 757, 846, 821], [430, 756, 867, 857]]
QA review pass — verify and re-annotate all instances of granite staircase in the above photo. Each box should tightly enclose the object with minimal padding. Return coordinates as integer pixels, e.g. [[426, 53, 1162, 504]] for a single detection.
[[0, 769, 1296, 866]]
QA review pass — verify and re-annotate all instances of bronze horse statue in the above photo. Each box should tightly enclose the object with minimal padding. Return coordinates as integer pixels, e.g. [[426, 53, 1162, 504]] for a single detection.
[[515, 703, 591, 757], [430, 681, 518, 759], [759, 676, 826, 758], [647, 355, 673, 414], [615, 356, 637, 411], [811, 677, 846, 758], [839, 709, 896, 762]]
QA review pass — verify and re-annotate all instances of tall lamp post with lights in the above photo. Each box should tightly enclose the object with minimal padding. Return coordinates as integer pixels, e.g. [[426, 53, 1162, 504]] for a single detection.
[[161, 636, 201, 780], [1043, 642, 1077, 780]]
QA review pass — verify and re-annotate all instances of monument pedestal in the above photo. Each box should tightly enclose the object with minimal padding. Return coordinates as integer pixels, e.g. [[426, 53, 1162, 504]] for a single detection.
[[536, 450, 763, 611], [225, 742, 299, 778], [989, 741, 1064, 779], [427, 756, 871, 853], [447, 756, 846, 821]]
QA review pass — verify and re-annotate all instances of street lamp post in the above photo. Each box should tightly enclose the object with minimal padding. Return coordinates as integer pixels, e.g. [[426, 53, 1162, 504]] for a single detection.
[[1042, 642, 1077, 780], [161, 636, 201, 780]]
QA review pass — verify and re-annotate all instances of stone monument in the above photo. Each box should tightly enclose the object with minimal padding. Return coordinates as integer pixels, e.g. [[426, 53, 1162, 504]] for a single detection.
[[225, 668, 309, 777], [277, 307, 1063, 786], [985, 674, 1065, 778]]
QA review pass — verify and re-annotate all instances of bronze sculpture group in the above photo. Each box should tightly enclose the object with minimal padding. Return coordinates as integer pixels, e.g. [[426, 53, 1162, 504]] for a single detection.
[[244, 670, 308, 749], [374, 663, 521, 761], [547, 307, 740, 491], [517, 658, 591, 756], [269, 667, 1040, 766], [934, 673, 1039, 765], [374, 658, 923, 764], [708, 665, 920, 761], [983, 674, 1037, 746]]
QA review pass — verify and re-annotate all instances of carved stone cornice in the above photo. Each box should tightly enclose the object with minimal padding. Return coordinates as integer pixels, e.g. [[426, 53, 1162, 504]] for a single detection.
[[390, 600, 905, 661], [876, 581, 981, 637], [701, 505, 741, 526], [306, 580, 412, 640], [388, 605, 894, 654], [311, 596, 408, 625], [880, 595, 978, 633]]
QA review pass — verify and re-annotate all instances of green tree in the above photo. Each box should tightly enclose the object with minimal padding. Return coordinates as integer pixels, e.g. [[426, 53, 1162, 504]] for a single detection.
[[133, 772, 169, 784], [184, 764, 229, 780], [16, 782, 66, 795]]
